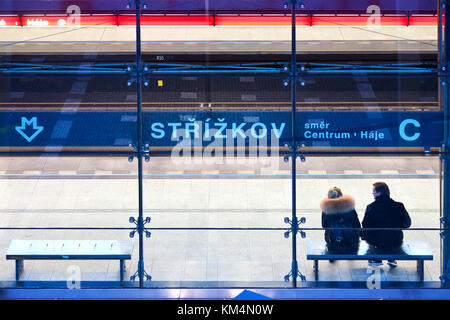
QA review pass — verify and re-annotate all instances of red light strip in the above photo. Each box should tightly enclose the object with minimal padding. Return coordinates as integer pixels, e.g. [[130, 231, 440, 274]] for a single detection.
[[119, 15, 214, 25], [0, 16, 21, 26], [0, 15, 438, 27], [408, 16, 438, 26], [312, 16, 409, 26], [215, 16, 309, 26]]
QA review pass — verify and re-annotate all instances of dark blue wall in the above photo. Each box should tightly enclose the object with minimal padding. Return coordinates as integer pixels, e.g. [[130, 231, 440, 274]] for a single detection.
[[0, 0, 437, 13]]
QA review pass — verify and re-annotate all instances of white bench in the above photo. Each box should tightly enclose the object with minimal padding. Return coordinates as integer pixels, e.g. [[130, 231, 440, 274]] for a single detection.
[[306, 240, 433, 281], [6, 240, 134, 283]]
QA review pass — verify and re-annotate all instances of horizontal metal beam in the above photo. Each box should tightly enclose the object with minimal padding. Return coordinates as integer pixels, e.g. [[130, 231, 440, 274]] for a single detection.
[[0, 62, 439, 76]]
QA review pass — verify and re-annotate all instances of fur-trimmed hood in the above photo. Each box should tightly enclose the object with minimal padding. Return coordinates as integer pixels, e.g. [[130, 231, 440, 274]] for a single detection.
[[320, 195, 355, 214]]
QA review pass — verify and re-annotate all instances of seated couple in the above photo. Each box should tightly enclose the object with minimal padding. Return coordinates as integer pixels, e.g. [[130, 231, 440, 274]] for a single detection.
[[320, 182, 412, 267]]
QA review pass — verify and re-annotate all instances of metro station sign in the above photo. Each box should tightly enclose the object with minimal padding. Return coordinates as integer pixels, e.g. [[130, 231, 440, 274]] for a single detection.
[[0, 111, 443, 149], [145, 111, 442, 149]]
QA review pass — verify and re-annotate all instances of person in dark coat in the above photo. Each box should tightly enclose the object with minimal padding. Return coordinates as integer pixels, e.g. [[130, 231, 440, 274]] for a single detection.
[[361, 182, 412, 267], [320, 187, 361, 258]]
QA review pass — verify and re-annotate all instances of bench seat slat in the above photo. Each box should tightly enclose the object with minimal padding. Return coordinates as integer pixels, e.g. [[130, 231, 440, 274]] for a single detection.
[[6, 240, 134, 283], [6, 254, 132, 260], [306, 240, 433, 260], [6, 240, 133, 260]]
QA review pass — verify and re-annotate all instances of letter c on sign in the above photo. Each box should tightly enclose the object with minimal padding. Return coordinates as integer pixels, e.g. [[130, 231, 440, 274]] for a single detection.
[[399, 119, 421, 141]]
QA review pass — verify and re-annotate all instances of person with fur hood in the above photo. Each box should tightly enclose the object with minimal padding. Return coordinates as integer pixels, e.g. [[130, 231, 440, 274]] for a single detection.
[[320, 187, 361, 255]]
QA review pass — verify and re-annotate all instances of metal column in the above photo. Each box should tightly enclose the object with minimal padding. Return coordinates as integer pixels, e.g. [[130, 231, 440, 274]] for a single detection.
[[282, 0, 307, 288], [135, 0, 146, 288], [440, 0, 450, 287], [290, 0, 299, 289]]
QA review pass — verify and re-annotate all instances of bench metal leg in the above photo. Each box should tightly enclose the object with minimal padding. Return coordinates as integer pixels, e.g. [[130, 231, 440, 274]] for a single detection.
[[120, 260, 125, 283], [417, 260, 424, 281], [15, 260, 23, 281], [314, 260, 319, 281]]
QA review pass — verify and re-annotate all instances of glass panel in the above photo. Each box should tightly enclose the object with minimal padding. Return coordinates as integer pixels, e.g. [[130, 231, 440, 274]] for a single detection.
[[0, 75, 138, 149], [0, 156, 138, 287], [296, 1, 437, 64], [297, 229, 440, 286], [0, 230, 138, 287], [295, 155, 441, 287], [142, 76, 291, 110], [143, 74, 292, 286], [0, 0, 136, 55], [0, 0, 139, 288], [296, 76, 438, 112], [141, 156, 292, 286], [0, 75, 138, 108], [0, 0, 446, 295], [144, 230, 290, 287]]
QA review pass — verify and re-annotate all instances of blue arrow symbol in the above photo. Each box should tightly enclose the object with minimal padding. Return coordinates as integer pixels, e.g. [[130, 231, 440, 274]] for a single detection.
[[15, 117, 44, 143]]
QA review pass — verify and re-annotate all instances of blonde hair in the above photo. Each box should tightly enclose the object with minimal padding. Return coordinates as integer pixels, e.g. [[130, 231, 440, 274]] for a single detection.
[[328, 187, 343, 199]]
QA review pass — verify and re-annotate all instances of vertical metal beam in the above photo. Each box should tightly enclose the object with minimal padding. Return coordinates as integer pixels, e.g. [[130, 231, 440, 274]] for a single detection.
[[440, 0, 450, 288], [290, 0, 298, 289], [135, 0, 145, 288]]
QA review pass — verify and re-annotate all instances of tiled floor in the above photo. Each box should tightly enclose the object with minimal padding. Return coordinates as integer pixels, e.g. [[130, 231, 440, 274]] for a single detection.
[[0, 156, 441, 176], [0, 26, 436, 54], [0, 156, 442, 286]]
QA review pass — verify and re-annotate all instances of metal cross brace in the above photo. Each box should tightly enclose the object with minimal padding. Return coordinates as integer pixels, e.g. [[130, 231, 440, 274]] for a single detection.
[[130, 261, 152, 282], [129, 216, 152, 239], [284, 261, 306, 282], [284, 216, 307, 239], [283, 142, 306, 163], [128, 216, 152, 282]]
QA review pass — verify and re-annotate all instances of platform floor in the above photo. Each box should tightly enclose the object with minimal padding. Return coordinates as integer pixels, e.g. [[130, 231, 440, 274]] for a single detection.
[[0, 156, 441, 286], [0, 26, 437, 53]]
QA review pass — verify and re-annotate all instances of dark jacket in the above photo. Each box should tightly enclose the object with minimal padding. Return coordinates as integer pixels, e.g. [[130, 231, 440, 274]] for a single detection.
[[321, 195, 361, 253], [361, 195, 411, 249]]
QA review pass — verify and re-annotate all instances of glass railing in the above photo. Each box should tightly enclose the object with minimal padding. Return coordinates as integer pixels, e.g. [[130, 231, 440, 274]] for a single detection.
[[0, 0, 447, 291]]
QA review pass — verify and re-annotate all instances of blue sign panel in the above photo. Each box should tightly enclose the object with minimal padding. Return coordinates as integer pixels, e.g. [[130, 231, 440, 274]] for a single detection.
[[0, 111, 442, 148], [0, 111, 137, 147], [145, 111, 442, 148]]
